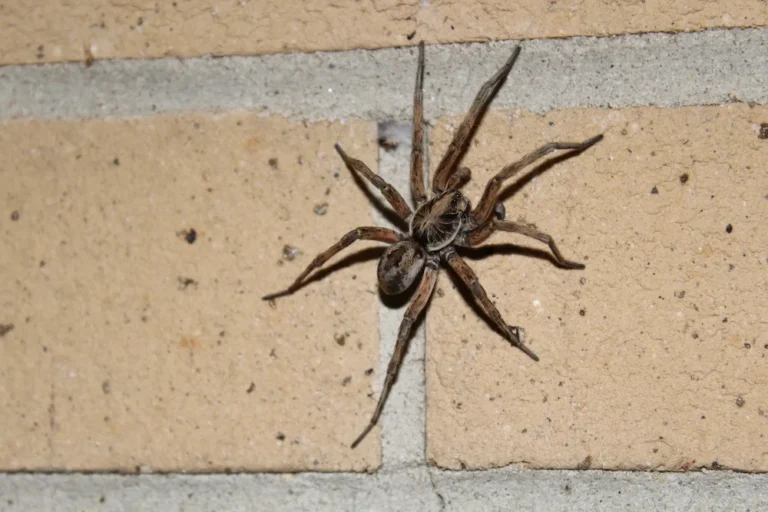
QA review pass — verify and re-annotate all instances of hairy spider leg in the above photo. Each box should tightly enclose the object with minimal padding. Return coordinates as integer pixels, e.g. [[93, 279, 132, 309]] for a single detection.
[[459, 220, 585, 269], [469, 135, 603, 227], [442, 247, 539, 361], [262, 227, 402, 301], [351, 258, 439, 448], [335, 144, 412, 220], [445, 166, 471, 192], [410, 41, 428, 206], [431, 46, 521, 195]]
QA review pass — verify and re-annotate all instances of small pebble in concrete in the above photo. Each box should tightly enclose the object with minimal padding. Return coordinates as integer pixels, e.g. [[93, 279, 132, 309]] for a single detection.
[[282, 245, 300, 261], [314, 202, 329, 216], [177, 276, 198, 290]]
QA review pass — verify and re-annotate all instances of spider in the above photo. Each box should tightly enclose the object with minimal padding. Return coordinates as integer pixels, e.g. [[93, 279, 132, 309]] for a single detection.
[[264, 42, 602, 449]]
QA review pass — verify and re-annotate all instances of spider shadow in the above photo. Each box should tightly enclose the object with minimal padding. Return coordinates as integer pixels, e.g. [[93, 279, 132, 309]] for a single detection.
[[458, 243, 564, 266], [496, 146, 593, 206]]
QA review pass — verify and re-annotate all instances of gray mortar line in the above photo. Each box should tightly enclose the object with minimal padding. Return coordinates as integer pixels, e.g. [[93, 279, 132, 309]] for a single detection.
[[3, 468, 768, 511], [1, 29, 767, 122], [373, 121, 426, 468]]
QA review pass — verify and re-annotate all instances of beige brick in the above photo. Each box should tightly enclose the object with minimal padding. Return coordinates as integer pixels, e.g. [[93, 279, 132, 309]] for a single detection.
[[2, 1, 766, 65], [426, 105, 768, 471], [0, 114, 382, 472]]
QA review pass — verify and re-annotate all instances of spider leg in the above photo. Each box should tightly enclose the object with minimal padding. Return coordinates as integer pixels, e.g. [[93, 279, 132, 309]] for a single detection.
[[445, 166, 471, 192], [442, 247, 539, 361], [262, 227, 402, 301], [351, 258, 439, 449], [470, 135, 603, 226], [431, 46, 521, 195], [459, 220, 584, 269], [410, 41, 428, 206], [335, 144, 412, 220]]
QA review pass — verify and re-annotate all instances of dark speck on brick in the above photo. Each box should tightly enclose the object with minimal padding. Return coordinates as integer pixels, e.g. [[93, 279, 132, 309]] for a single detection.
[[726, 224, 733, 233], [177, 277, 198, 290], [651, 186, 658, 195]]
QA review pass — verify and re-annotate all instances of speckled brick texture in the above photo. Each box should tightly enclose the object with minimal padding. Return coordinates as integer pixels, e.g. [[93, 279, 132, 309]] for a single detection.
[[0, 114, 382, 472], [2, 0, 767, 64], [426, 105, 768, 471]]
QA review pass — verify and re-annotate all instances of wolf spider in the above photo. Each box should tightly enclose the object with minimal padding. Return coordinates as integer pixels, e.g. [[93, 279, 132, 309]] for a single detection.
[[264, 42, 602, 448]]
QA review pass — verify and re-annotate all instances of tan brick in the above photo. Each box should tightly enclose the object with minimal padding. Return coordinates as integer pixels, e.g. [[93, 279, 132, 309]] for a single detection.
[[426, 105, 768, 471], [2, 1, 766, 65], [0, 114, 382, 471]]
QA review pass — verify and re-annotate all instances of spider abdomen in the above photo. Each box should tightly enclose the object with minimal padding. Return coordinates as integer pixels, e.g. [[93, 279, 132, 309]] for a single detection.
[[377, 240, 426, 295], [410, 191, 471, 251]]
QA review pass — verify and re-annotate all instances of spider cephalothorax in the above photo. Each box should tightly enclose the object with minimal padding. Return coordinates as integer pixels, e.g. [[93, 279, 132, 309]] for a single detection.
[[264, 42, 602, 448], [410, 190, 471, 251]]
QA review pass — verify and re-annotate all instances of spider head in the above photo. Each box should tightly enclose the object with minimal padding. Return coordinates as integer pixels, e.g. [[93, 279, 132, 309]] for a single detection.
[[409, 191, 471, 252], [377, 240, 426, 295], [444, 190, 471, 215]]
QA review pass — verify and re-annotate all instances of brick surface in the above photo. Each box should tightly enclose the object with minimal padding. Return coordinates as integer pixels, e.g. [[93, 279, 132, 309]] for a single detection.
[[426, 105, 768, 470], [0, 114, 381, 472], [2, 1, 766, 65]]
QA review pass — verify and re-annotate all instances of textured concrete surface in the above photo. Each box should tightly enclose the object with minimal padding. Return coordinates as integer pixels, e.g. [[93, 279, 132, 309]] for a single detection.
[[2, 30, 767, 122], [2, 19, 768, 512], [426, 106, 768, 471], [0, 114, 381, 471], [1, 0, 767, 64], [2, 468, 768, 511]]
